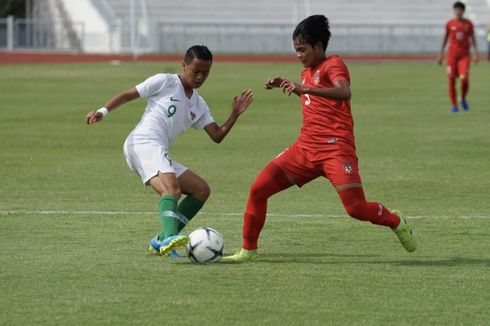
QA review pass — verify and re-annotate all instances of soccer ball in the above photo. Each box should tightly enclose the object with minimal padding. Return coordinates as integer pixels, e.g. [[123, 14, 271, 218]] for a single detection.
[[187, 227, 224, 263]]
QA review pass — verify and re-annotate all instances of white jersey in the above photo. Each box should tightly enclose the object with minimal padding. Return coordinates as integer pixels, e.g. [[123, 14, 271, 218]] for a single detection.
[[126, 73, 215, 148]]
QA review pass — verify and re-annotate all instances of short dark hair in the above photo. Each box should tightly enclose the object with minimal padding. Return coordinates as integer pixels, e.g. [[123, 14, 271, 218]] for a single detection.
[[293, 15, 331, 51], [453, 1, 465, 10], [184, 45, 213, 64]]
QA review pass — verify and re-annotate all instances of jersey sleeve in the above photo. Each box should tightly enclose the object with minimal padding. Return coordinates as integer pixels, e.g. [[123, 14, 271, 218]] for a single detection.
[[192, 97, 215, 129], [193, 110, 215, 129], [135, 73, 169, 98], [325, 56, 349, 84]]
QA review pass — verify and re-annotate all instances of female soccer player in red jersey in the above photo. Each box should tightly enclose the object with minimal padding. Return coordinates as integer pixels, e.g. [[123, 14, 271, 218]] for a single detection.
[[223, 15, 417, 262], [437, 1, 479, 113]]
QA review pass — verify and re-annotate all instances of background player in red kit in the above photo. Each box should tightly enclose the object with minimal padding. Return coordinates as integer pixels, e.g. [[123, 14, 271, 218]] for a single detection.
[[437, 1, 479, 113], [223, 15, 417, 262]]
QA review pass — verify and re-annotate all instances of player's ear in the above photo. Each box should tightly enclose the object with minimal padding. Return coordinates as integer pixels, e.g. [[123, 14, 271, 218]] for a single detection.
[[314, 41, 324, 54]]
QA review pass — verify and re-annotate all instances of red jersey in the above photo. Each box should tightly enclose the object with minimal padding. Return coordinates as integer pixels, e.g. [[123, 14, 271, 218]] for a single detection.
[[446, 18, 474, 58], [298, 55, 355, 150]]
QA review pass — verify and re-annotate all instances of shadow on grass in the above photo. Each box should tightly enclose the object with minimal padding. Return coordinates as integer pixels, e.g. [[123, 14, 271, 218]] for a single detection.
[[257, 253, 490, 267], [388, 256, 490, 267], [148, 251, 490, 268]]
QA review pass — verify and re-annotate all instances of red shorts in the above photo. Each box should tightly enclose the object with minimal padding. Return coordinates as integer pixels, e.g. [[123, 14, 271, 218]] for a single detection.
[[272, 141, 362, 187], [446, 55, 470, 79]]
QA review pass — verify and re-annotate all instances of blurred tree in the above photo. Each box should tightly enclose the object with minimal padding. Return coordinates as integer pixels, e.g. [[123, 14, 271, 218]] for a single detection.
[[0, 0, 25, 18]]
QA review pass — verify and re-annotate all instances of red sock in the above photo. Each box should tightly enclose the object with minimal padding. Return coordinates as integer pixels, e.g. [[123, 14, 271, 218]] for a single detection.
[[242, 162, 292, 250], [338, 187, 400, 229], [461, 77, 469, 100], [448, 77, 457, 107]]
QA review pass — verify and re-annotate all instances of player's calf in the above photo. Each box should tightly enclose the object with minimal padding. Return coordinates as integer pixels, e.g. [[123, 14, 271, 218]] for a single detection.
[[339, 187, 399, 228]]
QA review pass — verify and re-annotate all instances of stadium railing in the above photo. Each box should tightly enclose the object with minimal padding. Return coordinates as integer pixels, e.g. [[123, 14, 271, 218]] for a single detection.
[[152, 22, 489, 55], [0, 16, 84, 52], [1, 17, 488, 55]]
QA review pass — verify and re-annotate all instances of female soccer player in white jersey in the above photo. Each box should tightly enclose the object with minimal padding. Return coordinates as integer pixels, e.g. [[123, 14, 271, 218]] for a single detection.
[[85, 45, 253, 257]]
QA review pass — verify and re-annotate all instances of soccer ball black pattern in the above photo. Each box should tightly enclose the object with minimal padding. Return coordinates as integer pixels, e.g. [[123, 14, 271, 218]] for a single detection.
[[187, 227, 224, 263]]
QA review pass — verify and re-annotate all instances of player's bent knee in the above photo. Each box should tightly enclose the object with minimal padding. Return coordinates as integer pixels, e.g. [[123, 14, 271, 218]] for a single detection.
[[195, 182, 211, 202], [173, 188, 183, 199], [248, 162, 291, 201], [248, 181, 268, 201], [161, 187, 182, 199]]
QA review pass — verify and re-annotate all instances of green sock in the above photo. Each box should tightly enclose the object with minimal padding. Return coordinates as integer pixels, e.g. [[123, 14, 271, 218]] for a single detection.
[[159, 195, 178, 240], [176, 196, 205, 232]]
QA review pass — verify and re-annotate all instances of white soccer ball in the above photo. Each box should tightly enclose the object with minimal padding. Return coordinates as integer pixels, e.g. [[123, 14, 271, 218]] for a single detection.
[[187, 227, 224, 263]]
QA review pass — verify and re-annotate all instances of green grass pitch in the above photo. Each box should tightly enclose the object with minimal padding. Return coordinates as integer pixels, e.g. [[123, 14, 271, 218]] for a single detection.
[[1, 60, 490, 325]]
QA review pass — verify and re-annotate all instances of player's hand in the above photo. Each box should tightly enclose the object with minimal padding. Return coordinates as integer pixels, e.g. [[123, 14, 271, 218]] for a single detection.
[[85, 111, 104, 125], [279, 79, 306, 96], [265, 77, 284, 89], [232, 89, 253, 116], [472, 53, 479, 64], [436, 55, 443, 65]]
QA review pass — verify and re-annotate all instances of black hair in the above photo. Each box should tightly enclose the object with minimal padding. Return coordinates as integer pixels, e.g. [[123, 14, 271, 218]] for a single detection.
[[293, 15, 331, 51], [184, 45, 213, 64], [453, 1, 465, 10]]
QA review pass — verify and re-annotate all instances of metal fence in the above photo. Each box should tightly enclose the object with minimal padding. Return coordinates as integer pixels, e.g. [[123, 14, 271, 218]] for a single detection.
[[151, 22, 489, 54], [0, 20, 6, 48], [152, 23, 292, 54], [1, 17, 488, 54], [0, 17, 84, 51]]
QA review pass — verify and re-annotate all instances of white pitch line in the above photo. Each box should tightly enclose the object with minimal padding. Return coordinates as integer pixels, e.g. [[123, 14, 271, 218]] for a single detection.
[[0, 210, 489, 219]]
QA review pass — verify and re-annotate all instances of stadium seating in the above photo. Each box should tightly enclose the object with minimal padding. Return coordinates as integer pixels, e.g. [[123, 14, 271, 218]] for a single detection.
[[102, 0, 490, 25], [78, 0, 490, 53], [6, 0, 490, 53]]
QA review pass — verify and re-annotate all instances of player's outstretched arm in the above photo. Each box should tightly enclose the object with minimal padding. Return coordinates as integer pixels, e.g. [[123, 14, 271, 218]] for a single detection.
[[265, 77, 304, 97], [307, 80, 351, 100], [85, 88, 140, 125], [278, 79, 351, 100], [204, 89, 253, 143]]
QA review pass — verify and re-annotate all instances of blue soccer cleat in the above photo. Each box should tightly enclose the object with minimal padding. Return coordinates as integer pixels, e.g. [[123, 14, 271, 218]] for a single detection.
[[450, 106, 458, 113], [149, 235, 187, 258], [149, 235, 162, 254], [168, 250, 184, 258], [461, 99, 469, 111], [159, 234, 189, 256]]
